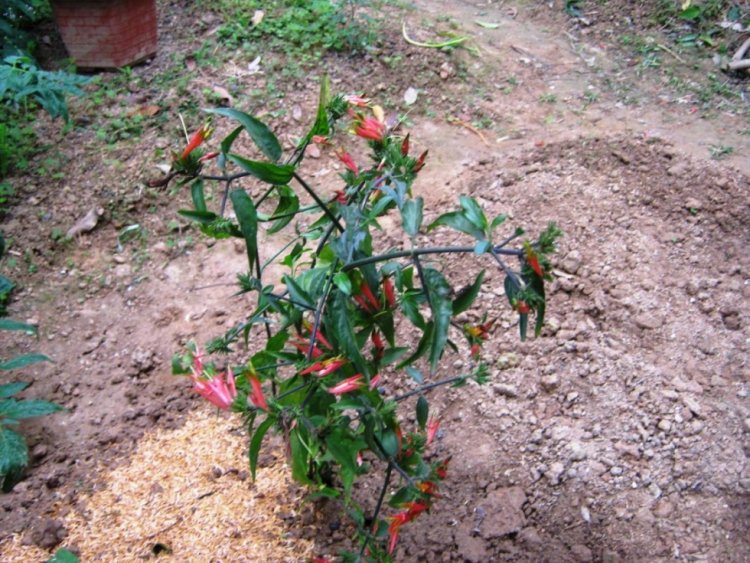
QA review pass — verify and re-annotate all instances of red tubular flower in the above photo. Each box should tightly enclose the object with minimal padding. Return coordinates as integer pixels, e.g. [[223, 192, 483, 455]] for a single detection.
[[417, 480, 441, 498], [190, 367, 237, 410], [354, 116, 385, 142], [414, 149, 428, 172], [470, 343, 481, 359], [180, 124, 213, 161], [337, 150, 359, 175], [248, 374, 268, 411], [426, 416, 440, 446], [401, 133, 410, 156], [360, 282, 380, 312], [516, 300, 531, 314], [404, 501, 429, 519], [198, 151, 219, 163], [371, 331, 384, 360], [436, 457, 451, 479], [299, 357, 348, 377], [382, 276, 396, 309], [387, 511, 410, 554], [290, 336, 324, 359], [368, 373, 382, 390], [345, 94, 370, 107], [524, 241, 544, 277], [327, 374, 364, 395]]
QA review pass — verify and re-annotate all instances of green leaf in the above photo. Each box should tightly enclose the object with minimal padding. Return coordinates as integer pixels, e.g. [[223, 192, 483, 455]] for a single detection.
[[227, 154, 295, 185], [474, 240, 490, 255], [401, 197, 423, 237], [397, 322, 433, 369], [459, 195, 488, 231], [406, 366, 423, 384], [378, 429, 399, 458], [289, 428, 312, 485], [0, 232, 4, 260], [504, 275, 521, 306], [333, 272, 352, 295], [0, 354, 51, 371], [531, 272, 546, 337], [519, 312, 528, 342], [46, 548, 80, 563], [330, 292, 368, 376], [282, 274, 315, 310], [453, 270, 485, 315], [230, 189, 258, 272], [220, 125, 243, 157], [0, 383, 29, 399], [428, 211, 485, 241], [46, 548, 79, 563], [0, 427, 27, 492], [423, 268, 453, 374], [416, 396, 429, 430], [679, 6, 701, 19], [266, 185, 299, 234], [475, 20, 500, 29], [310, 75, 331, 138], [490, 214, 507, 230], [0, 319, 37, 334], [249, 417, 274, 480], [379, 347, 408, 365], [0, 398, 63, 420], [206, 108, 282, 162], [177, 209, 218, 224], [191, 178, 207, 212]]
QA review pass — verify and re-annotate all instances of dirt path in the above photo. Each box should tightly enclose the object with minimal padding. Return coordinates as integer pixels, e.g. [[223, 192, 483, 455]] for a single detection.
[[1, 1, 749, 561]]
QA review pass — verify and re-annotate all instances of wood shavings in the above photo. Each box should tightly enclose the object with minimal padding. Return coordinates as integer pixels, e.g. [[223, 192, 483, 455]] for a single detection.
[[1, 408, 314, 562]]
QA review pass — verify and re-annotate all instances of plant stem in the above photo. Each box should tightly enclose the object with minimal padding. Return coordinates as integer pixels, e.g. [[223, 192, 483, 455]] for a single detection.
[[267, 293, 316, 311], [359, 463, 393, 558], [393, 376, 465, 402], [343, 245, 521, 272], [293, 172, 345, 232]]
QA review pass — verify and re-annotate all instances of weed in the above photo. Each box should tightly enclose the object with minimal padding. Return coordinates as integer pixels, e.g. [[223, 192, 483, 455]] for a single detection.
[[709, 143, 733, 159], [539, 93, 557, 104]]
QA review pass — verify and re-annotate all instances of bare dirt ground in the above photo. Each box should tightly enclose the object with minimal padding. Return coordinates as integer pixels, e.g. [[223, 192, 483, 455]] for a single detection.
[[1, 0, 749, 561]]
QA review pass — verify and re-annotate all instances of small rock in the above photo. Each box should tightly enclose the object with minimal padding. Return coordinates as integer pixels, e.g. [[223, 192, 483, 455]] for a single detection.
[[31, 519, 67, 549], [634, 313, 662, 330], [493, 383, 519, 398], [547, 461, 565, 485], [681, 395, 702, 417], [496, 352, 519, 370], [570, 544, 593, 562], [307, 144, 321, 159], [568, 441, 587, 462], [657, 419, 672, 432], [479, 486, 527, 538], [610, 466, 623, 476], [667, 162, 688, 177], [561, 250, 582, 274], [31, 444, 48, 460], [540, 374, 560, 392]]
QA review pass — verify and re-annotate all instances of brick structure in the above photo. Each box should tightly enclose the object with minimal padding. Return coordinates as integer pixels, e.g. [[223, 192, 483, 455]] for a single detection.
[[51, 0, 157, 70]]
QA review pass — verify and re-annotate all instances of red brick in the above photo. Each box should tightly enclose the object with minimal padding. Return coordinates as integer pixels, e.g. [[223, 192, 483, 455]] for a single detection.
[[51, 0, 157, 69]]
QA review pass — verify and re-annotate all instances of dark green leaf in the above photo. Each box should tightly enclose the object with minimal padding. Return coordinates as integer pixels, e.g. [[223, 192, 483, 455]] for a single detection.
[[0, 398, 63, 420], [416, 396, 429, 430], [453, 270, 485, 315], [230, 189, 258, 272], [249, 417, 274, 480], [0, 427, 27, 492], [474, 240, 490, 255], [206, 108, 282, 162], [227, 154, 295, 184], [190, 178, 207, 212], [0, 232, 4, 260], [459, 195, 488, 230], [379, 347, 408, 365], [220, 125, 243, 159], [333, 272, 352, 295], [0, 354, 51, 371], [289, 428, 312, 484], [266, 185, 299, 234], [406, 366, 423, 384], [428, 211, 485, 241], [0, 382, 28, 398], [401, 197, 423, 237], [310, 75, 331, 138], [504, 275, 521, 307], [178, 209, 218, 224], [330, 292, 369, 376], [519, 313, 528, 341], [378, 429, 399, 458], [46, 548, 80, 563], [423, 268, 453, 374], [532, 273, 546, 337], [490, 214, 507, 230], [679, 6, 701, 19], [0, 319, 37, 334], [282, 274, 315, 310], [397, 322, 433, 369]]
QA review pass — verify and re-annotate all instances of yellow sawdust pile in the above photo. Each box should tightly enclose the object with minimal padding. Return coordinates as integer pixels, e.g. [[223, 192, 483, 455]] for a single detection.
[[0, 408, 315, 562]]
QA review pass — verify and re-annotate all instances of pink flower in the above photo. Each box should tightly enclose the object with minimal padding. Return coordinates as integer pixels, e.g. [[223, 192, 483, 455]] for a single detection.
[[327, 374, 365, 395], [337, 150, 359, 175], [312, 135, 329, 145], [299, 357, 348, 377], [248, 374, 268, 411], [354, 116, 385, 142], [368, 373, 382, 390], [190, 367, 237, 410], [426, 416, 440, 446], [344, 94, 370, 107]]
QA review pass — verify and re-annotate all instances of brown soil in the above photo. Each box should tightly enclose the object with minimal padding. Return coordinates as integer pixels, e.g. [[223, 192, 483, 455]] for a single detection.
[[1, 0, 749, 561]]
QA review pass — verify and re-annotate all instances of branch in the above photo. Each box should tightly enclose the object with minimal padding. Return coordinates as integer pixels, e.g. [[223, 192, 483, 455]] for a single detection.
[[343, 244, 522, 271], [392, 376, 465, 402], [293, 172, 345, 232], [359, 463, 393, 558]]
